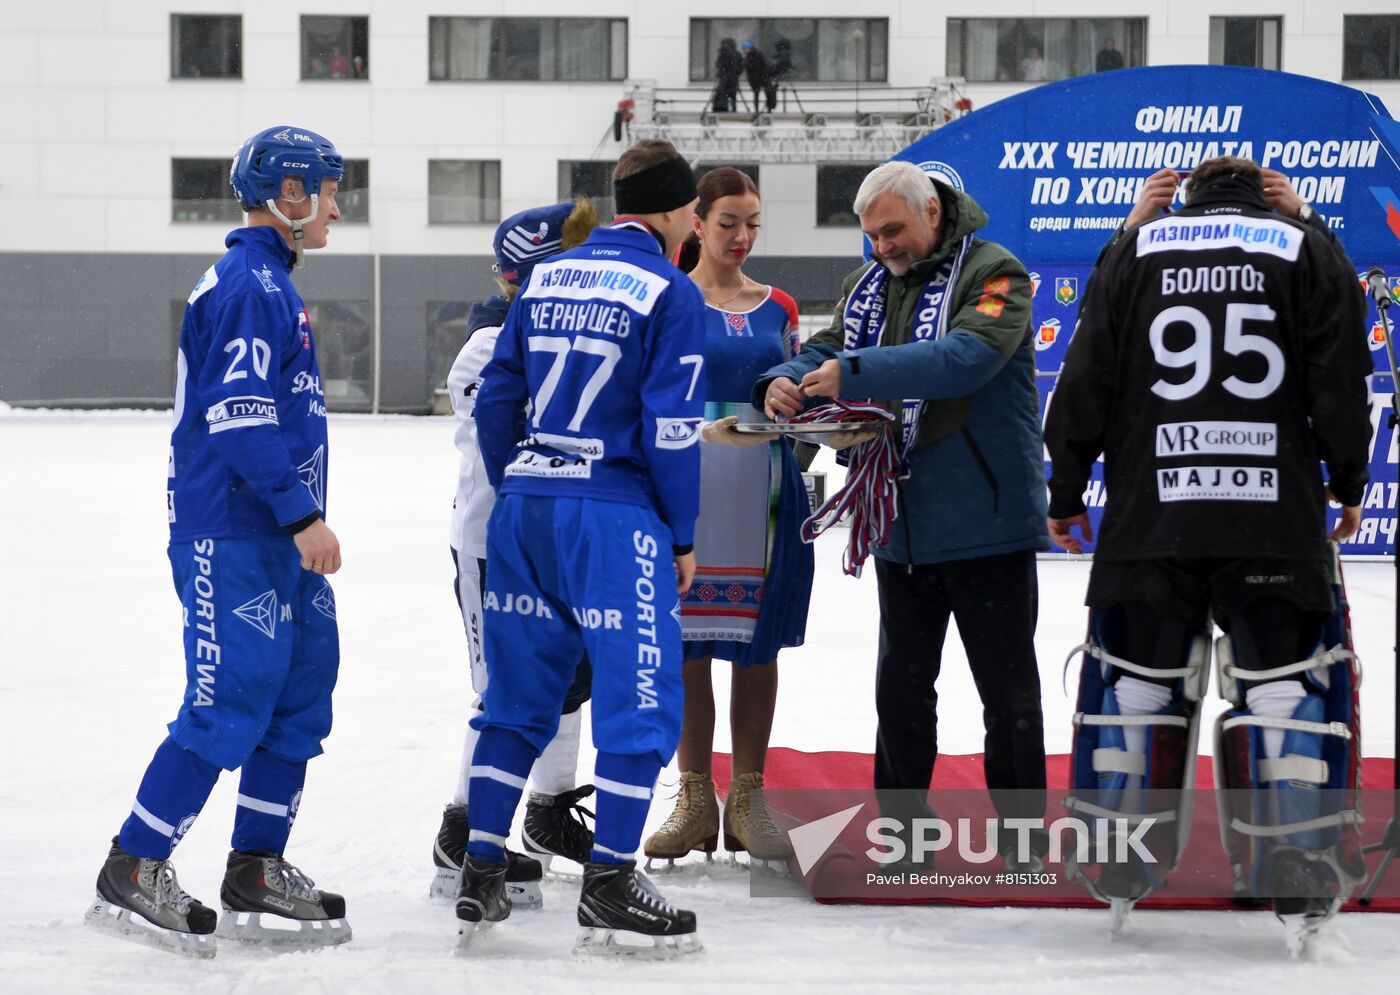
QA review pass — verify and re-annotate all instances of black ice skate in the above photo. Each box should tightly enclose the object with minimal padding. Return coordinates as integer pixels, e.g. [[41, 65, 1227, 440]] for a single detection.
[[1091, 849, 1159, 937], [574, 860, 703, 959], [1000, 846, 1046, 875], [523, 786, 596, 872], [85, 837, 217, 958], [216, 849, 352, 948], [431, 803, 544, 908], [1269, 852, 1342, 958], [455, 854, 511, 949]]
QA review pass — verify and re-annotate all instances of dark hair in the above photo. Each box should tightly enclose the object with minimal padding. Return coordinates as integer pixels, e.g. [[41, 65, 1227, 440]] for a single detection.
[[614, 139, 680, 182], [677, 167, 761, 272], [1185, 155, 1262, 203]]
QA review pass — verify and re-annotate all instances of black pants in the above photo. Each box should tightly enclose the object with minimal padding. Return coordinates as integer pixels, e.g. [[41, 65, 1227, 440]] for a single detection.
[[1089, 557, 1332, 689], [873, 551, 1046, 824], [750, 82, 777, 111], [712, 80, 737, 112]]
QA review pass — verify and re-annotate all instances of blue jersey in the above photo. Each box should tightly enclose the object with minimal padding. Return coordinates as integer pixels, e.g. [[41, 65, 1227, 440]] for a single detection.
[[475, 223, 707, 545], [168, 227, 329, 542]]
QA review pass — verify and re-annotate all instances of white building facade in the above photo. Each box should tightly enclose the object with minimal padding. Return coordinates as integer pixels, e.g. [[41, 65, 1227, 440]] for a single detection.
[[3, 1, 1398, 409]]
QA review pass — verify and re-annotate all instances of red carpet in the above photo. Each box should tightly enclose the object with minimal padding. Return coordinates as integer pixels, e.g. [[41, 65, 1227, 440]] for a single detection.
[[711, 749, 1400, 911]]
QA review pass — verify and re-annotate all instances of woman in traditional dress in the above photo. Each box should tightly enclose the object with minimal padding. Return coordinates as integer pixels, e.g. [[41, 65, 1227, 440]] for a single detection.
[[644, 167, 814, 863]]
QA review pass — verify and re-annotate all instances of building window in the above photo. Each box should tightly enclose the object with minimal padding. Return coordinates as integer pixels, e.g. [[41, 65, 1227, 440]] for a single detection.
[[1209, 17, 1281, 70], [172, 159, 242, 223], [338, 160, 370, 224], [816, 164, 878, 227], [171, 14, 242, 79], [430, 17, 628, 81], [428, 302, 470, 391], [429, 161, 502, 224], [308, 302, 374, 411], [302, 15, 369, 80], [173, 159, 365, 223], [1344, 16, 1400, 80], [946, 18, 1145, 83], [558, 160, 617, 221], [689, 19, 887, 83]]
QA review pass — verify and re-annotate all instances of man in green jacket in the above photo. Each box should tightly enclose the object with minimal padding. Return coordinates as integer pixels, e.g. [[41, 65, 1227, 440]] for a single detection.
[[756, 161, 1049, 870]]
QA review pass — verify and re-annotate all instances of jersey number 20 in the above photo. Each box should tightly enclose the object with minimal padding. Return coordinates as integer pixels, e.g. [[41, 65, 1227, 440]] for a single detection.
[[223, 337, 272, 384]]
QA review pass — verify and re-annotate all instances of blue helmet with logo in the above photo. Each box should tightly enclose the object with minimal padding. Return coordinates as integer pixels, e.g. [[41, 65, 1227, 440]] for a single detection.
[[229, 125, 344, 210], [493, 202, 574, 287]]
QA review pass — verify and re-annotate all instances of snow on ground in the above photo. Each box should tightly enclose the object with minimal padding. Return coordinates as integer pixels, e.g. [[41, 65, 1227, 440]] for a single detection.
[[1, 411, 1396, 994]]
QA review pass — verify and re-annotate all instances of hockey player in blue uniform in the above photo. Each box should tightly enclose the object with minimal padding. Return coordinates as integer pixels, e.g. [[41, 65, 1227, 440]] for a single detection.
[[431, 198, 602, 907], [85, 126, 352, 958], [455, 139, 708, 958]]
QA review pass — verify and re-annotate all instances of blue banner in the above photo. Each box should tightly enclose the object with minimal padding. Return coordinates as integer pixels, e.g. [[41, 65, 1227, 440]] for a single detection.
[[893, 66, 1400, 556]]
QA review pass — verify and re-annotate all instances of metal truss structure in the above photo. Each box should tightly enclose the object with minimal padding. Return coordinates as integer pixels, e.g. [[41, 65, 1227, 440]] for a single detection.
[[620, 78, 970, 164]]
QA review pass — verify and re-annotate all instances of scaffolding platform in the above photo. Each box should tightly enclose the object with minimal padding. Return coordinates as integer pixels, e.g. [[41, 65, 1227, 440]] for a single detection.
[[620, 78, 969, 163]]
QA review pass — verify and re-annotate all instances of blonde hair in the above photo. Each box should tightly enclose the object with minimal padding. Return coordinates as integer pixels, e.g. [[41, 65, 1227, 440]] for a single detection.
[[496, 196, 600, 300]]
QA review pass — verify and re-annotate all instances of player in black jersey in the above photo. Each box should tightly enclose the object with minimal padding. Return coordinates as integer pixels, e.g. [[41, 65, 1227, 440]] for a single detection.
[[1045, 156, 1373, 954]]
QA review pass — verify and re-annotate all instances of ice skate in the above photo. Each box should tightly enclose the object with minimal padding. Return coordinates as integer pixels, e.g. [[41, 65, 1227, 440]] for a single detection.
[[1000, 843, 1046, 875], [643, 771, 718, 869], [216, 849, 351, 948], [1075, 846, 1154, 937], [84, 837, 217, 959], [723, 771, 792, 871], [522, 785, 596, 874], [1107, 898, 1133, 938], [455, 854, 511, 949], [1270, 852, 1340, 958], [574, 860, 703, 960], [430, 803, 544, 907]]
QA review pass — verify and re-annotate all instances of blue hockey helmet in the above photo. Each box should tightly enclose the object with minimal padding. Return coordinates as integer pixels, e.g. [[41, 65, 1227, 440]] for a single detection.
[[229, 125, 344, 210], [493, 202, 574, 286]]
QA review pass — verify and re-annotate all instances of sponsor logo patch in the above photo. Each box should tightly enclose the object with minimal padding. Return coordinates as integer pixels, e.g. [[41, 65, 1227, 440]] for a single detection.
[[206, 395, 278, 433], [1035, 317, 1061, 351], [1155, 421, 1278, 457], [312, 582, 336, 620], [1054, 276, 1078, 306], [521, 259, 670, 317], [298, 445, 326, 510], [527, 433, 605, 459], [656, 417, 702, 450], [1138, 217, 1302, 261], [1157, 465, 1278, 503], [172, 813, 198, 848], [252, 265, 281, 293], [234, 590, 280, 639], [505, 450, 593, 479]]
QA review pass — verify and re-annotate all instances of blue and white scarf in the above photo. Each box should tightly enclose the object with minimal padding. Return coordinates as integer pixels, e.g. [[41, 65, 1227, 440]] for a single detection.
[[841, 235, 973, 466]]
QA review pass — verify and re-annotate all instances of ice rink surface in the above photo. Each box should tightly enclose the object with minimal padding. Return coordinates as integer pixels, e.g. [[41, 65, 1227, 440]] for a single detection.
[[2, 410, 1397, 993]]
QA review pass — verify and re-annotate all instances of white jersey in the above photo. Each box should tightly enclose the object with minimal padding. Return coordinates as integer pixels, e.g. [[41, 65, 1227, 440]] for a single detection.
[[447, 324, 502, 559]]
